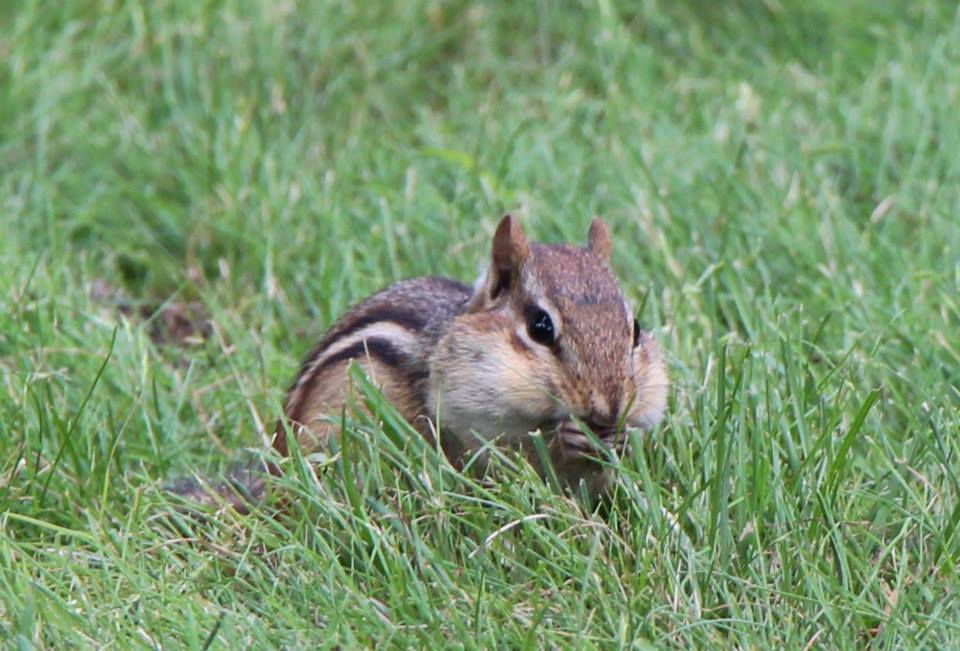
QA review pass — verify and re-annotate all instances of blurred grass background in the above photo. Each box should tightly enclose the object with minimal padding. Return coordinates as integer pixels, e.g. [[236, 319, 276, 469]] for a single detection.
[[1, 0, 959, 647]]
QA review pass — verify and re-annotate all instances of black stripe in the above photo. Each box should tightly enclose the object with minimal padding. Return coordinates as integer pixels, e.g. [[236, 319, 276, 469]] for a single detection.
[[317, 337, 410, 374], [335, 307, 427, 343], [287, 337, 428, 422], [288, 307, 425, 394], [294, 277, 468, 384], [301, 304, 426, 371]]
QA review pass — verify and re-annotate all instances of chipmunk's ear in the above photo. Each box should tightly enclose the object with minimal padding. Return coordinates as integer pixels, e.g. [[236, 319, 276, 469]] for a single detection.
[[587, 217, 611, 261], [467, 215, 529, 311], [491, 214, 529, 293]]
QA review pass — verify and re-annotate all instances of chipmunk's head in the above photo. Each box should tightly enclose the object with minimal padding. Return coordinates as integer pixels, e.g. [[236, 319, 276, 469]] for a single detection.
[[430, 215, 667, 452]]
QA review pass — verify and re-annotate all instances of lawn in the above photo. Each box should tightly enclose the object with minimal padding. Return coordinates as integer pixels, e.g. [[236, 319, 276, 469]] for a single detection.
[[2, 0, 959, 647]]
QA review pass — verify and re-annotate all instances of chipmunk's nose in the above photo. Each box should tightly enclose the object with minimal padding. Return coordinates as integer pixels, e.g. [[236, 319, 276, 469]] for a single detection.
[[586, 411, 615, 430], [583, 413, 617, 441], [587, 393, 619, 429]]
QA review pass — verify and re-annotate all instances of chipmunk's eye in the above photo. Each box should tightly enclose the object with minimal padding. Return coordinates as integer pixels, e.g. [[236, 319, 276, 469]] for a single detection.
[[632, 319, 641, 348], [527, 309, 555, 345]]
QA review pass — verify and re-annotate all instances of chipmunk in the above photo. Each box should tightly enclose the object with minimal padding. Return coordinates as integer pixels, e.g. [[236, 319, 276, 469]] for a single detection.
[[276, 215, 667, 497], [170, 216, 667, 509]]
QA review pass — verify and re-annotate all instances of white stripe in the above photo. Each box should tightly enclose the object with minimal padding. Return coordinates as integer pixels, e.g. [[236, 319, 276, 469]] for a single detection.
[[296, 322, 418, 388]]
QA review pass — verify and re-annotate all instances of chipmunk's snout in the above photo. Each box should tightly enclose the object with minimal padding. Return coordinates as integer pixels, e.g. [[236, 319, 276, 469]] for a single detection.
[[558, 408, 620, 442], [592, 416, 632, 445], [583, 411, 616, 434], [585, 392, 621, 428]]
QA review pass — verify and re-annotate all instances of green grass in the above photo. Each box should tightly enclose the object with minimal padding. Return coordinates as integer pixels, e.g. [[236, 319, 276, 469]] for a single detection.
[[2, 0, 960, 647]]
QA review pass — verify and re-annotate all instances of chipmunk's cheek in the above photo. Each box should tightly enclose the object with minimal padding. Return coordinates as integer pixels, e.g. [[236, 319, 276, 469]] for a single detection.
[[429, 328, 555, 444], [484, 354, 555, 423], [626, 334, 669, 429]]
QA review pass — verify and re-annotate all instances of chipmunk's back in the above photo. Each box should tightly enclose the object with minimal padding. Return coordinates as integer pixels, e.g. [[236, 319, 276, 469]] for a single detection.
[[277, 276, 471, 454]]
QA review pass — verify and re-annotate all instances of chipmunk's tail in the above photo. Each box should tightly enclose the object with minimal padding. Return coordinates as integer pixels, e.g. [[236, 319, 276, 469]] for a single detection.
[[164, 458, 275, 514]]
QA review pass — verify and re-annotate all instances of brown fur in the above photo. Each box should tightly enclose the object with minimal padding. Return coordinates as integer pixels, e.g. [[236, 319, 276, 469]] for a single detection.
[[275, 215, 668, 499]]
